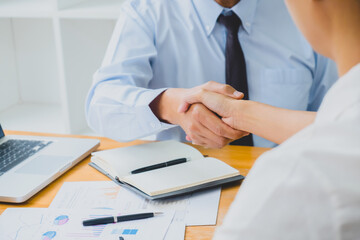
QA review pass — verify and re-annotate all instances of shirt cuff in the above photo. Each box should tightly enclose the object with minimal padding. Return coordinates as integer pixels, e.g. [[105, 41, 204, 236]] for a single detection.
[[135, 105, 177, 138], [134, 87, 167, 107], [135, 88, 178, 136]]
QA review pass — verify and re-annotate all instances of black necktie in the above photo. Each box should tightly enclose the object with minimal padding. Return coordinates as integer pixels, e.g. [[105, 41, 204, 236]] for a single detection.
[[218, 12, 253, 146]]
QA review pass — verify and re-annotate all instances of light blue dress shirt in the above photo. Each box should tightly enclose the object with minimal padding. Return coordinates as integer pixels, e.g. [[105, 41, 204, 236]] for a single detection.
[[86, 0, 338, 148]]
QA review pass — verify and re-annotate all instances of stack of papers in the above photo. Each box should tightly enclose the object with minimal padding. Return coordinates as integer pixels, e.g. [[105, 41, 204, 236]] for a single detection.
[[0, 181, 221, 240], [0, 208, 174, 240]]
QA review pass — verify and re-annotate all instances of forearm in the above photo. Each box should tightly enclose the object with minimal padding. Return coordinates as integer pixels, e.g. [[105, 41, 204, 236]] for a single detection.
[[239, 101, 316, 144], [86, 82, 173, 141]]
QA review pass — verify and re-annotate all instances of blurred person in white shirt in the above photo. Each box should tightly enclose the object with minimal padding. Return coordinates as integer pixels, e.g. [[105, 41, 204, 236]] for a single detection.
[[179, 0, 360, 239]]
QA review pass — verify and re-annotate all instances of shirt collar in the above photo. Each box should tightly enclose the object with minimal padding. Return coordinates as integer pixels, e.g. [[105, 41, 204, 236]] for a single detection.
[[192, 0, 258, 36]]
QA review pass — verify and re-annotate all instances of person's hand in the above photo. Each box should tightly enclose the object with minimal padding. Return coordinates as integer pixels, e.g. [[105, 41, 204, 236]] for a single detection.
[[178, 81, 247, 131], [149, 81, 247, 148], [178, 103, 247, 148]]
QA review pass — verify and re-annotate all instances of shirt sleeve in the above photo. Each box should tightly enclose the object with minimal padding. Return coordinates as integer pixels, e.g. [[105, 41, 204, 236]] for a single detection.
[[307, 53, 338, 111], [85, 2, 175, 142]]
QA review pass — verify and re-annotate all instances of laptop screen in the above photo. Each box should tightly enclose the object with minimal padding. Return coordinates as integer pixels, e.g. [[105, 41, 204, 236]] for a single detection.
[[0, 124, 4, 139]]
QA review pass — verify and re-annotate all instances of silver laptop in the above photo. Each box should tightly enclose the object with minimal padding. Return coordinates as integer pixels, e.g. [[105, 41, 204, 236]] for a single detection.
[[0, 124, 99, 203]]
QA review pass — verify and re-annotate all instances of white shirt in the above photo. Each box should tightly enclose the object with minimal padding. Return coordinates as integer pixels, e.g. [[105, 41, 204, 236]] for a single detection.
[[213, 64, 360, 240], [85, 0, 337, 147]]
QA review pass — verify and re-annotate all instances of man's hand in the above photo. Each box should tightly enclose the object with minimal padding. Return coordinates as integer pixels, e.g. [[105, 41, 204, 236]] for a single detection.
[[149, 81, 247, 148], [178, 81, 247, 131], [178, 82, 318, 145], [177, 81, 243, 113], [178, 103, 247, 148]]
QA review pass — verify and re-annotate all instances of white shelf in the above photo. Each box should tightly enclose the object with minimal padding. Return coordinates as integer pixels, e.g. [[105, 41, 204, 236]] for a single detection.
[[0, 0, 55, 18], [0, 0, 124, 135], [58, 0, 124, 19], [0, 103, 67, 134]]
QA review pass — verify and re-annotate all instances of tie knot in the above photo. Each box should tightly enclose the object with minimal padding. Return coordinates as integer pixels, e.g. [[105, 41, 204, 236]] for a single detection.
[[217, 12, 242, 34]]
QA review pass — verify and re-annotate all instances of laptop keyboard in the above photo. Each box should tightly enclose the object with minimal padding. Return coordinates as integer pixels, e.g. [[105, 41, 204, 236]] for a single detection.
[[0, 139, 52, 175]]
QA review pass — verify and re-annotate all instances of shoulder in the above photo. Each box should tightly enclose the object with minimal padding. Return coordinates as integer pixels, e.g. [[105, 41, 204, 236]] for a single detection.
[[217, 116, 360, 238], [215, 143, 335, 239], [122, 0, 191, 17], [120, 0, 193, 31], [255, 0, 297, 27]]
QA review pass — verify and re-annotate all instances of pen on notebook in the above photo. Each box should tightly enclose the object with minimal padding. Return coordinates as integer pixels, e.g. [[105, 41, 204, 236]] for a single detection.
[[131, 158, 189, 174], [83, 212, 163, 226]]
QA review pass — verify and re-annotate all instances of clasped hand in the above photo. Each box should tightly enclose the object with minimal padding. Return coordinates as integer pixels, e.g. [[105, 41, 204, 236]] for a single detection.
[[175, 81, 248, 148]]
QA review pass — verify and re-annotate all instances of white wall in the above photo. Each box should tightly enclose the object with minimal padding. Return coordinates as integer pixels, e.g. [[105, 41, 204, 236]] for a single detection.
[[0, 19, 19, 112], [61, 19, 116, 133], [13, 19, 60, 104]]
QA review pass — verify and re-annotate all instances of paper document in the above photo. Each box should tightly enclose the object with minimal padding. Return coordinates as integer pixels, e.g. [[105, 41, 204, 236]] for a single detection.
[[50, 181, 221, 226], [0, 208, 174, 240]]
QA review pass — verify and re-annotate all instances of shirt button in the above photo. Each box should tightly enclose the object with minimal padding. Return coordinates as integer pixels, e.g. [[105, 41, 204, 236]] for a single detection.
[[150, 122, 157, 128], [245, 22, 251, 27], [206, 25, 210, 31]]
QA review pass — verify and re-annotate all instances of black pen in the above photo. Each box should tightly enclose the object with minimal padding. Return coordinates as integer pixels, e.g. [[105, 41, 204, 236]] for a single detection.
[[131, 158, 189, 174], [83, 212, 163, 226]]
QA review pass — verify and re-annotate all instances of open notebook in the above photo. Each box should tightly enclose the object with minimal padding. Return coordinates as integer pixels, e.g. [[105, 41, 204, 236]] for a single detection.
[[89, 141, 244, 200]]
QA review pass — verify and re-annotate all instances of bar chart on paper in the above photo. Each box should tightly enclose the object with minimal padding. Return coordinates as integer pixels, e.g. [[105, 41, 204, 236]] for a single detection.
[[98, 216, 172, 240]]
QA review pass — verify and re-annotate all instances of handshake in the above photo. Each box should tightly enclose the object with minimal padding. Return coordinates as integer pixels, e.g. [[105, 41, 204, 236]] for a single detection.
[[150, 81, 250, 149]]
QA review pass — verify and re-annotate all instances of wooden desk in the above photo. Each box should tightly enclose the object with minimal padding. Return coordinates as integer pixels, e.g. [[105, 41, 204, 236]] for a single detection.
[[0, 130, 269, 240]]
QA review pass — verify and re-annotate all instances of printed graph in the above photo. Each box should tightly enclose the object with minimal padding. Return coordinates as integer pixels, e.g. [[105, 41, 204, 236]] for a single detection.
[[50, 182, 122, 209], [54, 215, 69, 225], [110, 228, 139, 235], [41, 231, 56, 240], [64, 214, 111, 238], [122, 229, 138, 235]]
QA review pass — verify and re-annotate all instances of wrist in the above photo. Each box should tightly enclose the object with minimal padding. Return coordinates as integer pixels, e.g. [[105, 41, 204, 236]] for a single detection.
[[149, 88, 184, 125], [235, 100, 252, 132]]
